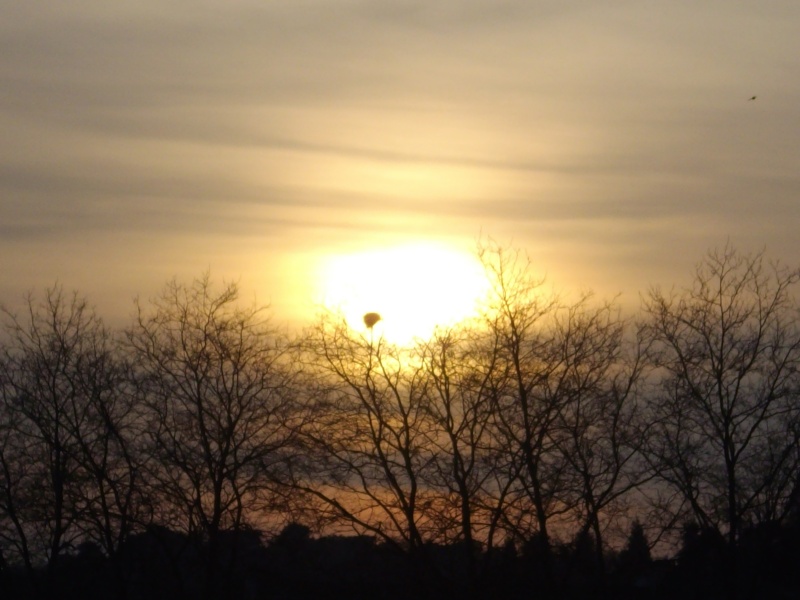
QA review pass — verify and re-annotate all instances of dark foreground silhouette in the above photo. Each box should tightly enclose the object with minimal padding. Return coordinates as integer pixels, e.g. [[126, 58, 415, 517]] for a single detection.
[[3, 519, 800, 600]]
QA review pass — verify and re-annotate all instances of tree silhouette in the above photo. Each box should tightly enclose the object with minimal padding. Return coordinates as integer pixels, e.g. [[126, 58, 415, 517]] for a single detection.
[[475, 242, 567, 592], [617, 520, 652, 576], [642, 246, 800, 547], [417, 324, 510, 586], [549, 295, 648, 575], [126, 274, 301, 599], [0, 244, 799, 600], [0, 286, 137, 596], [296, 313, 434, 553]]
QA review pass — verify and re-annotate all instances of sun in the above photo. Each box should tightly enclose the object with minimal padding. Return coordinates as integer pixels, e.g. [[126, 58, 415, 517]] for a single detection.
[[315, 241, 488, 345]]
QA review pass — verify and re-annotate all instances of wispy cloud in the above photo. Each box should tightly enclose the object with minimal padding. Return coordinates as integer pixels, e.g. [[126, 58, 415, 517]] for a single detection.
[[2, 0, 799, 322]]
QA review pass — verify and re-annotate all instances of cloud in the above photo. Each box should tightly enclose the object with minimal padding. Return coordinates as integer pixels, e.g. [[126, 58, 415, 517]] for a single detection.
[[2, 0, 800, 325]]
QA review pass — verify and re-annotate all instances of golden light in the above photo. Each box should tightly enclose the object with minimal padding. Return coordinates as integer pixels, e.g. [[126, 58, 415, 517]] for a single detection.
[[316, 242, 488, 345]]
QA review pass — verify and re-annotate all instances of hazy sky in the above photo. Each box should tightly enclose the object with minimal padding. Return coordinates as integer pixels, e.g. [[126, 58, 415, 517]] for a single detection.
[[2, 1, 799, 326]]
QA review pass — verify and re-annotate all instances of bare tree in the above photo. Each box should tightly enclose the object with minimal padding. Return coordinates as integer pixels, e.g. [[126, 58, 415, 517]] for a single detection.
[[0, 384, 35, 575], [416, 324, 511, 573], [296, 313, 435, 556], [126, 274, 299, 598], [0, 286, 136, 587], [548, 296, 648, 570], [473, 242, 652, 592], [60, 338, 142, 597], [641, 245, 800, 551], [476, 242, 567, 585]]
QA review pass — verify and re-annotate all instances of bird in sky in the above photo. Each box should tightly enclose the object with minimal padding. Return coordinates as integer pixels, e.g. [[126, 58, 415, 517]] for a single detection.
[[749, 96, 757, 100]]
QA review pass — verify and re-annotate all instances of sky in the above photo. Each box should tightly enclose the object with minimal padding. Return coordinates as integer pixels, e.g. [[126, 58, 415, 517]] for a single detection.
[[2, 1, 799, 331]]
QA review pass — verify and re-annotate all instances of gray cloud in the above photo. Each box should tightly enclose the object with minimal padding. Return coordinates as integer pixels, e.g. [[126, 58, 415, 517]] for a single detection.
[[2, 0, 800, 322]]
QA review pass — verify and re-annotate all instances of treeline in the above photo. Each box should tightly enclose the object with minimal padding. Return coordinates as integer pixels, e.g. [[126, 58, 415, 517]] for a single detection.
[[1, 243, 800, 599]]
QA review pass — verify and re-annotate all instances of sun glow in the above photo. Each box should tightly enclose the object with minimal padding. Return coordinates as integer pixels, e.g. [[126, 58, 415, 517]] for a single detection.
[[316, 242, 489, 345]]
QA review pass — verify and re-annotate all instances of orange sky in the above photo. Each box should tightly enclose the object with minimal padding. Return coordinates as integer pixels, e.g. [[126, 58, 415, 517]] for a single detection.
[[2, 2, 799, 331]]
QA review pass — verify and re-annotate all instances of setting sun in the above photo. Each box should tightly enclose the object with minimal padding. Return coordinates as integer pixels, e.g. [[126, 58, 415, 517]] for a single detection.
[[315, 242, 488, 345]]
